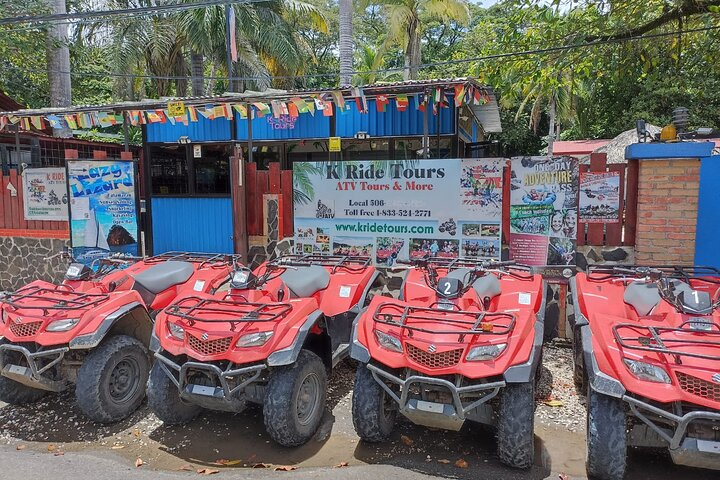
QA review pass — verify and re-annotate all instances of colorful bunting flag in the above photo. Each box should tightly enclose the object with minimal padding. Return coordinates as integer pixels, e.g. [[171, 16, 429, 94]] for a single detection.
[[322, 101, 334, 117], [376, 95, 390, 113], [187, 106, 198, 122], [64, 115, 78, 129], [352, 87, 368, 113], [454, 84, 466, 107], [233, 104, 248, 119], [30, 116, 44, 130], [252, 102, 270, 117], [0, 116, 8, 131], [305, 99, 315, 116], [396, 94, 409, 112], [21, 117, 31, 130], [331, 91, 345, 111], [287, 102, 299, 118]]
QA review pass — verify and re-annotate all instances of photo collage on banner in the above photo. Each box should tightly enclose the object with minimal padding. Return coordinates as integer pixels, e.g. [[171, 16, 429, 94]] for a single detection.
[[66, 160, 140, 266], [22, 167, 68, 221], [509, 156, 579, 266], [293, 159, 504, 266], [579, 171, 621, 223]]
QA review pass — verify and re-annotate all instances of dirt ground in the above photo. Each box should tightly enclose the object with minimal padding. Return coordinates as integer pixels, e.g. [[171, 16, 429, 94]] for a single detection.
[[0, 341, 717, 480]]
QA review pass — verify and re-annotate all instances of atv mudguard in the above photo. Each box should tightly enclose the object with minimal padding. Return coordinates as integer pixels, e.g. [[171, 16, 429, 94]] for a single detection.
[[69, 301, 154, 350], [569, 277, 626, 398], [266, 310, 325, 367], [503, 279, 547, 384]]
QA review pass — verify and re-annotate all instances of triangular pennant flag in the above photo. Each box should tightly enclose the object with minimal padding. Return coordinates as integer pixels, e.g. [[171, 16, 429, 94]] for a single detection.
[[233, 104, 248, 119], [287, 102, 299, 118], [188, 106, 198, 122], [305, 100, 315, 116], [396, 94, 409, 112]]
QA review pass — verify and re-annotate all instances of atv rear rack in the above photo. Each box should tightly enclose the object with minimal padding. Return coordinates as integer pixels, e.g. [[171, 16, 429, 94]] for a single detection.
[[373, 302, 515, 336], [588, 265, 720, 284], [413, 256, 534, 280], [1, 286, 110, 314], [164, 296, 292, 331], [273, 254, 371, 273], [613, 322, 720, 364], [144, 251, 237, 268]]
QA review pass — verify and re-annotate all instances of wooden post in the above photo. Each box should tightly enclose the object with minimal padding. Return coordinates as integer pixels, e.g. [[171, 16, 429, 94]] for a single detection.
[[231, 146, 248, 259]]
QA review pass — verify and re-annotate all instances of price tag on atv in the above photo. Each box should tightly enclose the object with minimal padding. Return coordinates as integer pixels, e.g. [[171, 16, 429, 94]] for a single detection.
[[518, 292, 532, 305], [7, 364, 29, 376], [193, 280, 205, 292], [416, 400, 445, 414], [190, 384, 215, 396], [339, 285, 352, 298], [697, 439, 720, 454], [66, 265, 81, 277]]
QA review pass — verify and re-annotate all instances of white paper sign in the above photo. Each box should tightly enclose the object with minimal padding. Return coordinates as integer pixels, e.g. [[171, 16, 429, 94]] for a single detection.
[[22, 168, 67, 221]]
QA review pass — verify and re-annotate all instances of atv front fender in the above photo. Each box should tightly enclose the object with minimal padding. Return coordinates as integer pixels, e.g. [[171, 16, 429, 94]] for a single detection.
[[503, 280, 546, 384], [69, 302, 152, 350], [266, 310, 324, 367], [350, 307, 370, 363]]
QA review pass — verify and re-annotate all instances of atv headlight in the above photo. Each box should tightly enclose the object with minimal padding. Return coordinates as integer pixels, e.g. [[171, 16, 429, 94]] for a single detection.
[[0, 309, 7, 325], [374, 330, 403, 353], [46, 318, 80, 332], [466, 343, 507, 361], [623, 359, 671, 384], [168, 322, 185, 340], [236, 331, 273, 348]]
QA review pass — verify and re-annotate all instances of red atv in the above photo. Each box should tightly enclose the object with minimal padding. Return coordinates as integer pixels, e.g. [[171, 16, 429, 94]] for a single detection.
[[351, 256, 545, 468], [572, 265, 720, 479], [0, 251, 236, 423], [147, 254, 379, 446]]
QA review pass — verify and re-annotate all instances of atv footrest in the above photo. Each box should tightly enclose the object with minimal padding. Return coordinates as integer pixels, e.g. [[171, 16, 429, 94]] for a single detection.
[[0, 344, 69, 392], [155, 352, 265, 411], [366, 363, 505, 430]]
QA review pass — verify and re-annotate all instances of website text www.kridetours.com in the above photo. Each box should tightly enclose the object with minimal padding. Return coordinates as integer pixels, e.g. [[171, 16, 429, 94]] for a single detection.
[[335, 222, 434, 234]]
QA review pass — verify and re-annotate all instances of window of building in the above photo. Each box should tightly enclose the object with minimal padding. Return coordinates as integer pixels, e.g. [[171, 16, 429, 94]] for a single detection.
[[193, 144, 231, 195], [150, 145, 188, 195]]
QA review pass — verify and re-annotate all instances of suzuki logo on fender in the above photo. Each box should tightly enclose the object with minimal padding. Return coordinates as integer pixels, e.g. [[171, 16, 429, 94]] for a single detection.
[[13, 317, 22, 324], [428, 344, 437, 353], [201, 333, 209, 341], [712, 373, 720, 384]]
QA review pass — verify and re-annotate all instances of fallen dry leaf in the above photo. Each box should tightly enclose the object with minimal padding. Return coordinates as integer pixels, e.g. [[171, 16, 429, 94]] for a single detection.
[[252, 463, 270, 469], [196, 468, 220, 475], [274, 466, 297, 472], [437, 459, 451, 464], [133, 429, 141, 437], [543, 399, 564, 407], [455, 459, 469, 469], [54, 452, 65, 457], [178, 464, 194, 472], [558, 474, 569, 480], [16, 445, 27, 451], [334, 461, 349, 468], [111, 445, 125, 450], [47, 444, 57, 452], [135, 457, 144, 468], [400, 435, 414, 446]]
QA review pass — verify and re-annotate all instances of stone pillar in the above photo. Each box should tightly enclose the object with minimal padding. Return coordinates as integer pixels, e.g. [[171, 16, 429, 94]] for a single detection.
[[635, 158, 700, 265]]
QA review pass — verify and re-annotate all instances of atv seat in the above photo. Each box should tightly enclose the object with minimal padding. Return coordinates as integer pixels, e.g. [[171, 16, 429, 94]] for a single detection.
[[132, 261, 194, 294], [445, 269, 501, 299], [281, 265, 330, 298], [624, 281, 661, 316]]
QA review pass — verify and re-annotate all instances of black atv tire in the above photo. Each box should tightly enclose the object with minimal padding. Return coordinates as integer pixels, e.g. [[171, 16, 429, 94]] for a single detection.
[[496, 382, 535, 469], [352, 363, 396, 442], [75, 335, 149, 423], [147, 361, 201, 424], [263, 349, 327, 447], [573, 326, 586, 390], [0, 375, 46, 404], [586, 388, 627, 480]]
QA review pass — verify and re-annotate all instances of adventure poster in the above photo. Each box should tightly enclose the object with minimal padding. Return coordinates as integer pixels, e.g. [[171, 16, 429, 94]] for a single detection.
[[22, 167, 67, 221], [293, 159, 504, 266], [66, 160, 139, 266], [579, 171, 620, 223], [509, 156, 579, 266]]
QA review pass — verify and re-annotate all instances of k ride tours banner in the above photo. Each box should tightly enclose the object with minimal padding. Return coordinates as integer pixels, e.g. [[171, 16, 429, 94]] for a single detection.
[[22, 167, 68, 221], [66, 160, 140, 267], [579, 171, 621, 223], [292, 159, 504, 266], [509, 156, 579, 267]]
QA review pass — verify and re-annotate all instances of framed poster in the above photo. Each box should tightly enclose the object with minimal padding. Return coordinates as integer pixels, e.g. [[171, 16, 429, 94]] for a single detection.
[[66, 160, 140, 266], [293, 159, 504, 266], [579, 171, 620, 223], [22, 167, 67, 221], [509, 156, 579, 267]]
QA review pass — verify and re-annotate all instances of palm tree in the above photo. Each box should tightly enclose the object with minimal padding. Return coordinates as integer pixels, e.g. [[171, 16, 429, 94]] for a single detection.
[[364, 0, 470, 80], [338, 0, 353, 86], [354, 43, 401, 85]]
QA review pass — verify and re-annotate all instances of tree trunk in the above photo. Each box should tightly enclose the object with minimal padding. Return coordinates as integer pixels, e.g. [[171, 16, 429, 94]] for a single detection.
[[338, 0, 353, 86], [548, 95, 557, 155], [404, 16, 421, 81], [191, 52, 205, 96], [46, 0, 72, 137]]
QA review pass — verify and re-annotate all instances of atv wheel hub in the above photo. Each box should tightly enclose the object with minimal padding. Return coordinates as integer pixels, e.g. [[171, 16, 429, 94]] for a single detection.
[[109, 358, 140, 403], [296, 373, 321, 426]]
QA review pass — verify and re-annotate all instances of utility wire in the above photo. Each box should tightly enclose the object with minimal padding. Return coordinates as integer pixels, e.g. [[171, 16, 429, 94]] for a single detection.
[[5, 24, 720, 83]]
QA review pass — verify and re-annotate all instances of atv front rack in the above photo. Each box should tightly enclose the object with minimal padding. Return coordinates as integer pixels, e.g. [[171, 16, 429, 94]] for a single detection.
[[373, 302, 515, 336], [144, 251, 237, 268], [164, 296, 292, 331], [0, 286, 109, 314], [613, 322, 720, 364], [588, 265, 720, 284], [411, 256, 534, 280], [273, 254, 371, 273]]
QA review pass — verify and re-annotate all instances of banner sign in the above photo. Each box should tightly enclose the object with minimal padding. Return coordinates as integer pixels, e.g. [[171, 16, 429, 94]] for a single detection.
[[293, 159, 503, 266], [509, 156, 579, 266], [66, 160, 140, 266], [22, 167, 67, 221], [579, 171, 620, 223]]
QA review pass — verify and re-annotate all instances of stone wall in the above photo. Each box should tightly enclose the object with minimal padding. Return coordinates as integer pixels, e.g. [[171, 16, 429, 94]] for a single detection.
[[0, 236, 69, 291]]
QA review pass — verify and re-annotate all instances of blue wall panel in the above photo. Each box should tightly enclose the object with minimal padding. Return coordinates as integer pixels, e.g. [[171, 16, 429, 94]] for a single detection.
[[146, 116, 232, 143], [151, 197, 233, 254], [695, 156, 720, 267], [236, 112, 329, 140]]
